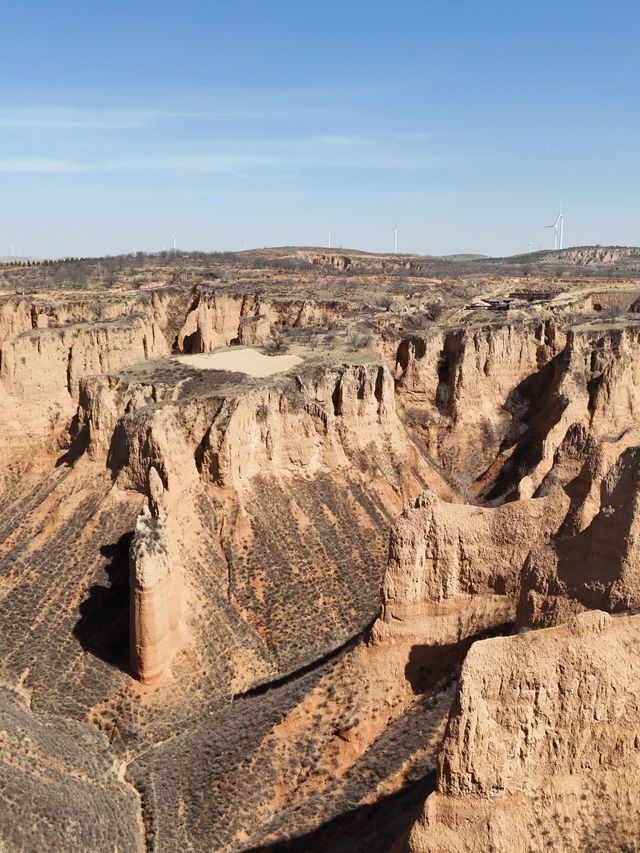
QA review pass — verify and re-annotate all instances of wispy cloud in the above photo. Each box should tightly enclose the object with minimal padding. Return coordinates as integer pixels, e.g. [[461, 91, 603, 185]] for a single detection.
[[149, 136, 490, 174], [315, 134, 368, 146], [0, 107, 251, 129], [0, 130, 491, 177], [0, 103, 345, 130], [0, 157, 72, 173]]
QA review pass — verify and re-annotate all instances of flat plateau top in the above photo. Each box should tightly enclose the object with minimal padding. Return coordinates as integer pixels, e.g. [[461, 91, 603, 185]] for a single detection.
[[174, 348, 303, 378]]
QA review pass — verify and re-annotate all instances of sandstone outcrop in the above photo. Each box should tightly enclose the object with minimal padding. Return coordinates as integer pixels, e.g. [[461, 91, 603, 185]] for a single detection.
[[0, 289, 189, 477], [311, 253, 353, 270], [559, 245, 640, 266], [0, 315, 167, 400], [129, 467, 182, 684], [392, 319, 566, 493], [81, 358, 451, 499], [393, 320, 640, 504], [0, 287, 188, 349], [372, 487, 568, 649], [404, 611, 640, 853], [511, 324, 640, 497], [519, 439, 640, 628], [103, 359, 454, 685], [175, 290, 343, 353]]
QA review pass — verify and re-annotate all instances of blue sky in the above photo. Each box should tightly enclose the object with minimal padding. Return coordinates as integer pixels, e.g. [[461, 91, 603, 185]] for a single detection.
[[1, 0, 638, 257]]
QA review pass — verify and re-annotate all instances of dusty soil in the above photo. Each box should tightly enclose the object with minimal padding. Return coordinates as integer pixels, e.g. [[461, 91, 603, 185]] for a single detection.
[[175, 348, 303, 377]]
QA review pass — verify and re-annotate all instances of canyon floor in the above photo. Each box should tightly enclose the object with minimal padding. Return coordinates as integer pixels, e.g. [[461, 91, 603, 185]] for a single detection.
[[2, 245, 640, 852]]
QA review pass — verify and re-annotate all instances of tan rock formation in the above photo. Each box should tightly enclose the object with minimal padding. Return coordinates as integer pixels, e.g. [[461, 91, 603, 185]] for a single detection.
[[238, 314, 272, 345], [0, 287, 186, 347], [129, 467, 182, 684], [0, 297, 33, 343], [177, 292, 253, 352], [373, 487, 568, 648], [392, 320, 566, 491], [0, 315, 167, 401], [84, 360, 451, 500], [404, 611, 640, 853], [175, 290, 342, 353], [560, 245, 640, 265], [519, 440, 640, 628], [97, 360, 455, 685], [515, 325, 640, 497], [393, 320, 640, 506]]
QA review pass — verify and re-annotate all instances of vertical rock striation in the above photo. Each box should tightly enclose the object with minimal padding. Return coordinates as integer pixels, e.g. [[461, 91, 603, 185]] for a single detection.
[[129, 467, 182, 684], [372, 487, 568, 649], [404, 611, 640, 853]]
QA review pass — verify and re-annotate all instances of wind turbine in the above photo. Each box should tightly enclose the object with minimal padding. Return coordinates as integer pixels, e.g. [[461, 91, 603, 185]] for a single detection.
[[546, 211, 565, 250], [392, 227, 398, 254], [527, 241, 533, 254], [171, 233, 176, 252]]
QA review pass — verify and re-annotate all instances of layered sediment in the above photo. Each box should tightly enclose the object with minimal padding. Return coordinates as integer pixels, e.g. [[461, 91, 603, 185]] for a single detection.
[[372, 486, 568, 649], [129, 468, 182, 684], [404, 611, 640, 853], [176, 290, 344, 353], [104, 358, 450, 686]]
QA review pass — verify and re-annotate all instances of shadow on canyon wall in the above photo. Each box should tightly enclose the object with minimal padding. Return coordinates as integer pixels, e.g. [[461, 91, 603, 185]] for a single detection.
[[247, 771, 436, 853], [73, 531, 133, 673]]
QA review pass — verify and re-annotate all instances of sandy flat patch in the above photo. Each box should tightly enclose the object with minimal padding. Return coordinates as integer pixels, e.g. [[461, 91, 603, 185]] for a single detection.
[[175, 348, 302, 378]]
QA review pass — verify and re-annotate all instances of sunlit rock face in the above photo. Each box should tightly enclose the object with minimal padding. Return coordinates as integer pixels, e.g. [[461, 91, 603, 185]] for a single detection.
[[404, 611, 640, 853]]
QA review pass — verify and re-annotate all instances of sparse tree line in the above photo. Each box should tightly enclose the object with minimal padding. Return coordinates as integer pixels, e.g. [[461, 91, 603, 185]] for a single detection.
[[4, 257, 85, 267]]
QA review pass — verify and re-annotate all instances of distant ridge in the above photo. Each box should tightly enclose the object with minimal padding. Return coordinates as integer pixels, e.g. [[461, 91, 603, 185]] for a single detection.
[[495, 245, 640, 265], [439, 253, 488, 261]]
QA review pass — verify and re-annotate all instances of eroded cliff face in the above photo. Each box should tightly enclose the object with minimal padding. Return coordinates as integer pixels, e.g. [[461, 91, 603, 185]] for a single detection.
[[375, 320, 640, 853], [0, 288, 191, 477], [519, 440, 640, 628], [372, 487, 568, 650], [508, 325, 640, 497], [176, 290, 343, 353], [87, 359, 452, 685], [480, 327, 640, 629], [405, 611, 640, 853], [79, 359, 450, 499], [391, 320, 640, 505], [1, 315, 167, 400], [0, 289, 171, 339], [2, 280, 462, 695], [392, 320, 565, 494]]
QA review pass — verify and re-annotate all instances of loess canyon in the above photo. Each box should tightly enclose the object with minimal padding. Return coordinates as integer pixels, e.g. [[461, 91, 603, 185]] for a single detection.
[[2, 246, 640, 852]]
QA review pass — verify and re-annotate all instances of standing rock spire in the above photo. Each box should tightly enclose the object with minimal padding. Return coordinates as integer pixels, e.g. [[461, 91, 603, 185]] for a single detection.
[[129, 467, 182, 684]]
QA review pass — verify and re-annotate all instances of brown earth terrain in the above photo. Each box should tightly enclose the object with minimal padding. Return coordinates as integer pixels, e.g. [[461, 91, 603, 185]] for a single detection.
[[2, 245, 640, 852]]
